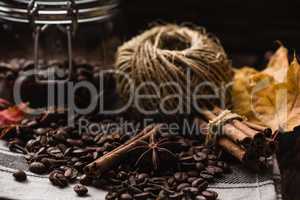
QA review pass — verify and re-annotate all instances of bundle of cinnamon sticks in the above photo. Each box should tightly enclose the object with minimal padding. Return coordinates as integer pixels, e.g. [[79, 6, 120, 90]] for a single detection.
[[196, 106, 276, 170]]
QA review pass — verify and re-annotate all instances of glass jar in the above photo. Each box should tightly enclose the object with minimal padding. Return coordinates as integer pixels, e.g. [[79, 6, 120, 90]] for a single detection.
[[0, 0, 125, 109]]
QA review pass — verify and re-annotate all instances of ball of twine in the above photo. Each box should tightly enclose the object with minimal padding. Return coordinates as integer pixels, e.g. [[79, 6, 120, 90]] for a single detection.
[[115, 24, 233, 113]]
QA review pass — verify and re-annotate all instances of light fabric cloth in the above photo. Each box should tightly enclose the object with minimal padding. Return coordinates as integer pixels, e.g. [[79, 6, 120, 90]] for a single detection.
[[0, 141, 281, 200]]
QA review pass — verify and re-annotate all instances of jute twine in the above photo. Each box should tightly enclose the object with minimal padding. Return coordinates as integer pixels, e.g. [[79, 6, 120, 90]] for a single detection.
[[115, 24, 233, 113]]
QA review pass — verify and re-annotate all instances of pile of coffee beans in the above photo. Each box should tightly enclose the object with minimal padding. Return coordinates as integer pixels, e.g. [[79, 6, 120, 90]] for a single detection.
[[4, 111, 130, 196], [0, 59, 230, 199], [4, 109, 229, 199], [93, 136, 230, 200]]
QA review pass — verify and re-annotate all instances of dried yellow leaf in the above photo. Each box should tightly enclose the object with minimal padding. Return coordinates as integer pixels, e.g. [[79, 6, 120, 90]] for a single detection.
[[251, 82, 288, 131], [232, 67, 258, 116], [233, 46, 300, 132], [263, 46, 289, 83]]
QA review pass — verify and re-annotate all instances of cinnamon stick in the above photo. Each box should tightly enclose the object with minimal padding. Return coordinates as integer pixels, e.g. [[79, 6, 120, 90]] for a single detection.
[[197, 119, 267, 171], [84, 124, 161, 176], [215, 136, 265, 171], [201, 110, 251, 147], [244, 121, 272, 137], [212, 106, 275, 157], [218, 137, 247, 162], [196, 118, 247, 161], [213, 106, 263, 139]]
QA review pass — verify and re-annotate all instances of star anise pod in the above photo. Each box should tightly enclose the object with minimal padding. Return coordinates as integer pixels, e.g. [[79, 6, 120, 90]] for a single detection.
[[128, 131, 181, 171]]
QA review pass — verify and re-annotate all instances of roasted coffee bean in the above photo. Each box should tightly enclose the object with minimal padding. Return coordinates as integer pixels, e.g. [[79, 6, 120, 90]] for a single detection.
[[201, 190, 218, 200], [187, 177, 198, 183], [64, 167, 78, 180], [167, 176, 176, 185], [198, 181, 209, 191], [182, 186, 199, 195], [193, 146, 205, 153], [187, 170, 199, 177], [34, 128, 48, 135], [57, 144, 67, 152], [133, 192, 151, 199], [79, 174, 92, 185], [144, 187, 160, 193], [205, 166, 217, 175], [194, 152, 207, 161], [53, 133, 66, 142], [150, 177, 166, 183], [208, 154, 217, 160], [49, 170, 68, 187], [120, 193, 133, 200], [207, 166, 223, 176], [25, 139, 40, 152], [176, 183, 190, 191], [74, 161, 85, 168], [29, 162, 47, 174], [8, 143, 26, 154], [106, 191, 118, 200], [40, 158, 66, 169], [117, 171, 128, 180], [72, 148, 86, 156], [169, 191, 183, 199], [136, 173, 149, 183], [201, 148, 210, 154], [174, 172, 188, 182], [73, 184, 88, 196], [67, 139, 83, 146], [47, 147, 64, 158], [207, 160, 217, 166], [191, 178, 205, 187], [157, 190, 168, 199], [195, 195, 207, 200], [200, 172, 214, 182], [13, 170, 27, 182], [196, 162, 205, 170], [39, 135, 48, 145]]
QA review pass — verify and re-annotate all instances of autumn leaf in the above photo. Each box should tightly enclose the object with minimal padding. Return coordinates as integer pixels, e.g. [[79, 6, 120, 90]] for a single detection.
[[232, 67, 259, 116], [251, 82, 288, 131], [284, 58, 300, 131], [0, 102, 27, 126], [232, 46, 288, 118], [233, 46, 300, 132], [263, 46, 289, 83], [232, 67, 275, 122]]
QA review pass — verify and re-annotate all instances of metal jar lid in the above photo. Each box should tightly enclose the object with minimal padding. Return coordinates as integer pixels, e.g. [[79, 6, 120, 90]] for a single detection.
[[0, 0, 119, 25]]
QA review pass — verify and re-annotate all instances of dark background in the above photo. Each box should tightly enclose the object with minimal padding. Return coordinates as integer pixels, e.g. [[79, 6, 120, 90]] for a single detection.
[[121, 0, 300, 68]]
